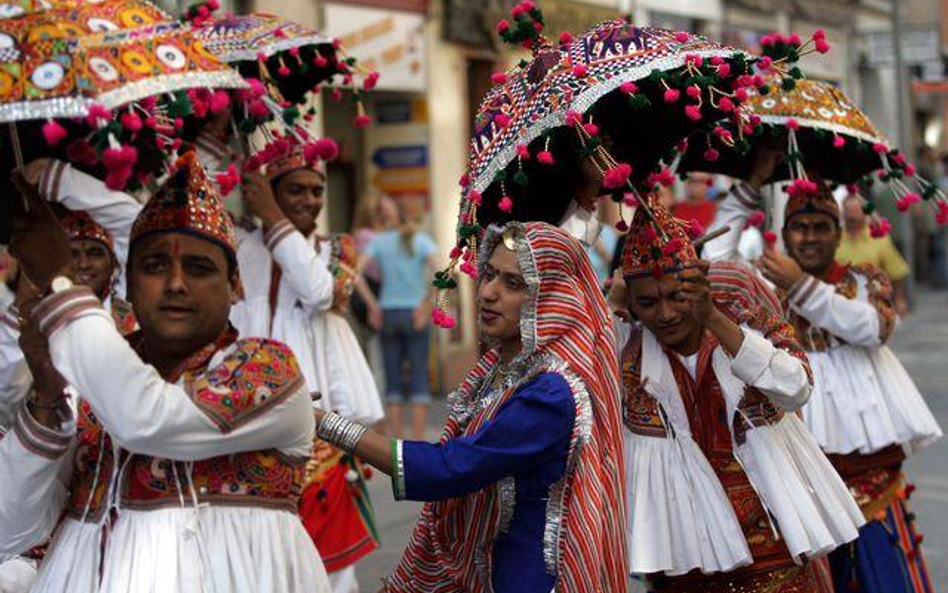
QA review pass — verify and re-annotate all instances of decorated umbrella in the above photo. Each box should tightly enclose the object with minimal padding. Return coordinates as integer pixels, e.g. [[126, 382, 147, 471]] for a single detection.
[[193, 12, 343, 105], [0, 16, 248, 249], [427, 2, 825, 326], [678, 75, 948, 233]]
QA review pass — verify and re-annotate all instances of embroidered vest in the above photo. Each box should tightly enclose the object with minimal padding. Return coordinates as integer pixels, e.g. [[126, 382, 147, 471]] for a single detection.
[[64, 336, 308, 520]]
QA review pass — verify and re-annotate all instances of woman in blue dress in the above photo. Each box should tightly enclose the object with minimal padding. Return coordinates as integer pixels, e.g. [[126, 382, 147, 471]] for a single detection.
[[312, 221, 627, 593]]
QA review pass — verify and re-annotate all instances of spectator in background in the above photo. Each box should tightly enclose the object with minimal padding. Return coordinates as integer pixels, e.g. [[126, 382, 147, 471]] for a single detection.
[[837, 194, 910, 317], [673, 172, 718, 230], [351, 193, 399, 393], [587, 214, 619, 290], [363, 199, 439, 440]]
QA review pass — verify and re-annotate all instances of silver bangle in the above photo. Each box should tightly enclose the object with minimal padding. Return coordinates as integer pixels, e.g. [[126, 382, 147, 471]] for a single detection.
[[317, 412, 367, 454]]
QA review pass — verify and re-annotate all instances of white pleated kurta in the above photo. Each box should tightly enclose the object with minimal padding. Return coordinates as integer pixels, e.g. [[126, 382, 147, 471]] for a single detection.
[[231, 221, 383, 425], [0, 290, 331, 593], [704, 181, 943, 456], [621, 324, 864, 576]]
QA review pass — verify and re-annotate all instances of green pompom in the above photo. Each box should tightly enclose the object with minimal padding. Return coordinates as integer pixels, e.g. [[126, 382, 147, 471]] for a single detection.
[[781, 78, 796, 91], [759, 85, 770, 95], [513, 170, 529, 186], [494, 170, 507, 183], [790, 66, 803, 80]]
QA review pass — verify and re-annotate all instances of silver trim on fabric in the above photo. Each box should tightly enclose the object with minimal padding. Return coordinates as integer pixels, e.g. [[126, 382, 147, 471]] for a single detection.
[[207, 35, 333, 63], [392, 439, 406, 501], [542, 360, 593, 575]]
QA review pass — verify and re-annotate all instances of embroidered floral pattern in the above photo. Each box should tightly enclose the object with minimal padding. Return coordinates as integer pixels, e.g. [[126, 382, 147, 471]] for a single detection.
[[329, 233, 359, 312], [184, 338, 303, 433], [65, 401, 115, 522], [122, 449, 306, 512]]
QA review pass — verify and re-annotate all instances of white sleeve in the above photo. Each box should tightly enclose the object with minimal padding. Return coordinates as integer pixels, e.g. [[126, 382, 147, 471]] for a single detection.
[[703, 182, 762, 263], [40, 160, 143, 298], [264, 220, 334, 313], [729, 329, 812, 411], [786, 274, 882, 347], [0, 404, 74, 555], [38, 288, 314, 461]]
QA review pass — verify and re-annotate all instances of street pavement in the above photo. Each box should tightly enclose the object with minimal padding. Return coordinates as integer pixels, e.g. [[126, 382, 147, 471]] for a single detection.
[[355, 289, 948, 592]]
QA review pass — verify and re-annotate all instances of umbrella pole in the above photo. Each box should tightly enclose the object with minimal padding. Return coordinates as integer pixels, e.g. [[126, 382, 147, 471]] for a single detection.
[[8, 123, 23, 171], [8, 123, 28, 212]]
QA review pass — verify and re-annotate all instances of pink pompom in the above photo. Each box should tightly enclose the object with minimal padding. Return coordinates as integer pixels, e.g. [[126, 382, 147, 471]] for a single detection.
[[499, 195, 514, 212], [717, 63, 731, 78], [491, 72, 508, 84], [42, 120, 67, 146], [813, 28, 826, 41], [572, 64, 588, 77], [278, 66, 291, 76], [745, 210, 766, 229], [623, 193, 639, 208], [313, 55, 329, 68], [815, 39, 830, 54], [896, 192, 921, 212], [684, 105, 702, 122], [363, 71, 381, 91], [872, 142, 889, 154], [582, 122, 599, 136], [718, 97, 735, 113], [537, 150, 555, 165], [664, 88, 680, 103], [209, 90, 231, 114], [559, 31, 573, 45], [675, 31, 690, 43], [685, 219, 704, 239], [355, 114, 372, 128], [788, 33, 802, 46], [216, 164, 239, 195], [314, 137, 340, 161], [431, 309, 456, 329], [602, 163, 633, 189], [763, 231, 778, 244], [459, 173, 471, 187], [704, 147, 720, 161], [676, 138, 689, 152], [565, 110, 583, 127], [833, 135, 846, 149], [786, 118, 800, 131], [615, 220, 629, 232], [870, 218, 892, 238], [905, 164, 917, 176], [86, 104, 111, 126], [757, 56, 773, 71], [661, 237, 683, 256], [496, 19, 510, 34], [620, 81, 638, 94], [654, 168, 676, 187], [516, 144, 530, 159], [121, 112, 143, 133], [494, 113, 511, 128], [686, 85, 701, 100], [468, 190, 483, 206]]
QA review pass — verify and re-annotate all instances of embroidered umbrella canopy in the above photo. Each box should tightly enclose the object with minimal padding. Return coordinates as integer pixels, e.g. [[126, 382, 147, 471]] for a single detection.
[[463, 20, 757, 227], [193, 12, 344, 105], [0, 17, 246, 196], [678, 76, 948, 232], [678, 77, 890, 184]]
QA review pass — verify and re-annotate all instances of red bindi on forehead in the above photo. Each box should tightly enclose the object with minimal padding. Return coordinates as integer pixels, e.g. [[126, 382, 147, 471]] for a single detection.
[[171, 238, 181, 257]]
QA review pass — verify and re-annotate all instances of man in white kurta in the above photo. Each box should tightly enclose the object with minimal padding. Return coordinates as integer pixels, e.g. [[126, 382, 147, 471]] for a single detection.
[[704, 169, 942, 592], [234, 148, 383, 593], [0, 152, 331, 593]]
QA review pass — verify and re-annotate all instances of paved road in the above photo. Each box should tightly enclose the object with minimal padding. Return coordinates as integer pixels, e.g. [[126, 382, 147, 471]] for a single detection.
[[355, 290, 948, 592]]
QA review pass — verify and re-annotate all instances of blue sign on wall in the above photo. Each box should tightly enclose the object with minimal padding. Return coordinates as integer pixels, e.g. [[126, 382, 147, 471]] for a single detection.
[[372, 146, 428, 169]]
